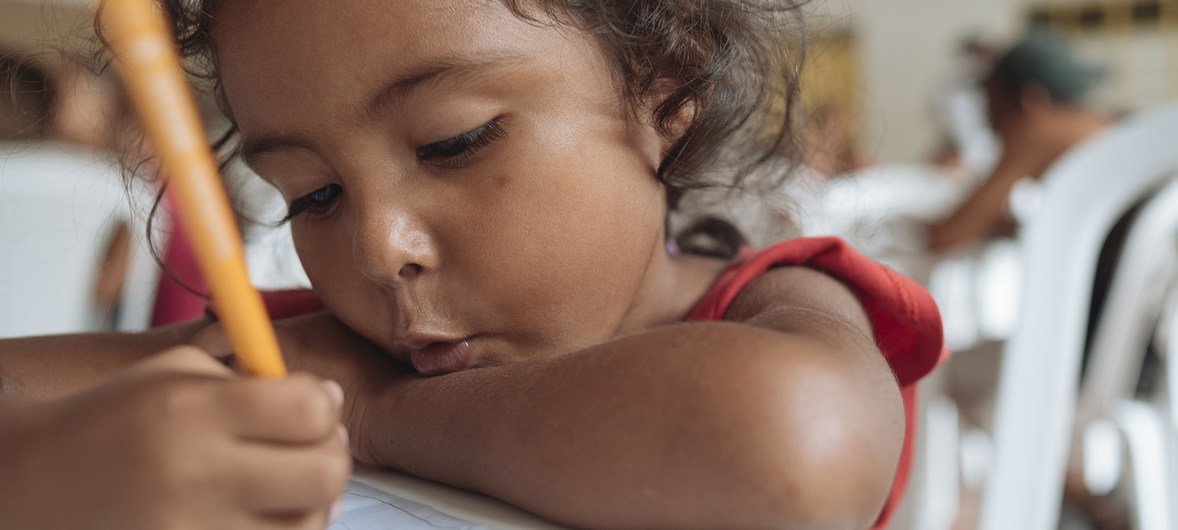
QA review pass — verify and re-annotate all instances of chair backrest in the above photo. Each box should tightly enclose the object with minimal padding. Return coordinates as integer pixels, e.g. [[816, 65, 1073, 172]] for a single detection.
[[1075, 179, 1178, 530], [114, 205, 162, 332], [979, 104, 1178, 530], [1077, 179, 1178, 424], [0, 143, 135, 336], [1157, 274, 1178, 523]]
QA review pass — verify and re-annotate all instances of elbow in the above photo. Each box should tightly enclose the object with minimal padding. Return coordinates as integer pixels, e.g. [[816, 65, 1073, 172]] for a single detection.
[[757, 431, 900, 529], [708, 347, 905, 528]]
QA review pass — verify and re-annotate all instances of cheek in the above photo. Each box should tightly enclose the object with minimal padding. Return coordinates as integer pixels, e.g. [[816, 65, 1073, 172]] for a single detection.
[[494, 132, 660, 256], [465, 127, 665, 335], [292, 223, 401, 349], [291, 225, 357, 298]]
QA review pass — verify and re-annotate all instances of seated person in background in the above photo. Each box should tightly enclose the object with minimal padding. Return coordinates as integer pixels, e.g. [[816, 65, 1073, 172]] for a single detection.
[[925, 34, 1113, 253]]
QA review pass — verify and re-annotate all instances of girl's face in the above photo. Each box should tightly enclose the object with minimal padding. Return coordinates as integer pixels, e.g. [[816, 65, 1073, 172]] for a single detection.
[[217, 0, 686, 374]]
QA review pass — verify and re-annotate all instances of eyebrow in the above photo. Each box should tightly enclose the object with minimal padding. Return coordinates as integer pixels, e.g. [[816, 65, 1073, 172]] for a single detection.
[[239, 50, 526, 166], [366, 50, 526, 117], [239, 135, 315, 168]]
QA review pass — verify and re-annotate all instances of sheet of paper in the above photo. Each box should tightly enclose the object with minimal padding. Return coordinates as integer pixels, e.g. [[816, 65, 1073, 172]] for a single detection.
[[332, 466, 563, 529], [329, 480, 487, 530]]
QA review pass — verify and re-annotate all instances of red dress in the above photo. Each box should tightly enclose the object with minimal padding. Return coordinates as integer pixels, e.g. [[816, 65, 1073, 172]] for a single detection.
[[252, 236, 947, 528], [687, 237, 947, 529]]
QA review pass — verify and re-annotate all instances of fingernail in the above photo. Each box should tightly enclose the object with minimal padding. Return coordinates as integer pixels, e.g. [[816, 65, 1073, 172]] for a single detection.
[[323, 380, 344, 407], [329, 497, 343, 524]]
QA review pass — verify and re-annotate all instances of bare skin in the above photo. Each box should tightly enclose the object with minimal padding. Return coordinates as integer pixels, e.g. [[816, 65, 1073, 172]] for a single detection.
[[0, 1, 905, 527], [0, 342, 350, 530], [217, 2, 901, 526]]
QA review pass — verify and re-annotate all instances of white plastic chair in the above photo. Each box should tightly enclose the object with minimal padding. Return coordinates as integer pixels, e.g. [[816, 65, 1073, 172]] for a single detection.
[[114, 202, 162, 332], [1077, 179, 1178, 426], [979, 104, 1178, 530], [1155, 277, 1178, 526], [0, 142, 145, 336], [1073, 178, 1178, 530]]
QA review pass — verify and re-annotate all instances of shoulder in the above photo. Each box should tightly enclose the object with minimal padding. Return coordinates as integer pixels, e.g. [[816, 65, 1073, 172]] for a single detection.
[[725, 266, 875, 350], [718, 263, 902, 447], [693, 237, 946, 388]]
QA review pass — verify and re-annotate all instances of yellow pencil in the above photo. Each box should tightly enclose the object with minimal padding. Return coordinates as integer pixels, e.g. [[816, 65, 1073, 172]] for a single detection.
[[99, 0, 287, 378]]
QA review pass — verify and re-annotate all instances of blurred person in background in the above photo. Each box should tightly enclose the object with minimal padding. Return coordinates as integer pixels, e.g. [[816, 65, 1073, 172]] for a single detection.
[[925, 33, 1112, 253], [921, 35, 1138, 530], [937, 37, 1003, 180], [803, 102, 871, 178]]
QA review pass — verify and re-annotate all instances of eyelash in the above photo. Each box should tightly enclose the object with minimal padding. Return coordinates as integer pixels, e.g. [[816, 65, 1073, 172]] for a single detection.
[[281, 119, 505, 223], [282, 183, 342, 223], [417, 118, 506, 168]]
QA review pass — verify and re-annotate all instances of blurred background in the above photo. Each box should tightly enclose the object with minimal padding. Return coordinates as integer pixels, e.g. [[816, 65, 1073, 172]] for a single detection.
[[2, 1, 1177, 529]]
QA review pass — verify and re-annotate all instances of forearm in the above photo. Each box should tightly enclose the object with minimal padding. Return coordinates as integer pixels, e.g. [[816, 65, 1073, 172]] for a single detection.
[[0, 319, 209, 399], [0, 396, 44, 526], [926, 152, 1031, 252], [363, 322, 901, 528]]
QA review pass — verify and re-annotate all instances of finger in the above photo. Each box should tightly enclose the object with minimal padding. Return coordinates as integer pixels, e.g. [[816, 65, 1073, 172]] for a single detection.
[[256, 503, 342, 530], [218, 373, 344, 443], [326, 497, 343, 528], [126, 345, 235, 379], [234, 511, 331, 530], [231, 425, 352, 513]]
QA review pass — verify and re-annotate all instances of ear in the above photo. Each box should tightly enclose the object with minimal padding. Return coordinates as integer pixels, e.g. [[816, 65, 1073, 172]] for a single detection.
[[647, 78, 698, 159], [662, 101, 697, 157]]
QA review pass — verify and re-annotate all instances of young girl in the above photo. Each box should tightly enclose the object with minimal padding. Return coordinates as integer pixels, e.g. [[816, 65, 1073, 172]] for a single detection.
[[0, 0, 946, 528]]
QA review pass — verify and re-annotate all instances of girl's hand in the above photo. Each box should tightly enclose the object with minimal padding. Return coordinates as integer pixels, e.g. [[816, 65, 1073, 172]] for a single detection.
[[192, 312, 411, 466], [0, 346, 351, 530]]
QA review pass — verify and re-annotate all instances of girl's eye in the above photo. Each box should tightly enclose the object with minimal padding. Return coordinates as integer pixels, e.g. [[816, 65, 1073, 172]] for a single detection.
[[417, 118, 506, 167], [282, 183, 342, 223]]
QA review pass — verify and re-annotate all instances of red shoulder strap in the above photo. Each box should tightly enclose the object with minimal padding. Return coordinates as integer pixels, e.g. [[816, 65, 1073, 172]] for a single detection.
[[688, 236, 947, 387]]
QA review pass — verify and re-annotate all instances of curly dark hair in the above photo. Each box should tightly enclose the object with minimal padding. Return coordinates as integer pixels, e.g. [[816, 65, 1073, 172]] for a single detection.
[[109, 0, 809, 258]]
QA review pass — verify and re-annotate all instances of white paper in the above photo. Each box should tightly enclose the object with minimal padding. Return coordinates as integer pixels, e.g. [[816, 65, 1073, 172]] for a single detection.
[[329, 480, 488, 530]]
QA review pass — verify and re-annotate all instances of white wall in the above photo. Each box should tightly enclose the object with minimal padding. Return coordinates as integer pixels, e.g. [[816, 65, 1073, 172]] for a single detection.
[[814, 0, 1029, 164], [0, 1, 94, 54]]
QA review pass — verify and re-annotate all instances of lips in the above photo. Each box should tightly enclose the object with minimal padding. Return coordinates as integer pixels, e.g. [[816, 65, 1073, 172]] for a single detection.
[[406, 338, 477, 375]]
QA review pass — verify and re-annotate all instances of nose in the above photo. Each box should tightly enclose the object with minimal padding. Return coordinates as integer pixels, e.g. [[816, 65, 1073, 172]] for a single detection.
[[351, 203, 438, 286]]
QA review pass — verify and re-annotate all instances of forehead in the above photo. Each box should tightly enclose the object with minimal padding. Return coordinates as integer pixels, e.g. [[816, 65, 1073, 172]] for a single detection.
[[216, 0, 508, 67], [213, 0, 573, 132]]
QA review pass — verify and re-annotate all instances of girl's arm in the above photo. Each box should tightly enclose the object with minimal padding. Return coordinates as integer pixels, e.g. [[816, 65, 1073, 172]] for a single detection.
[[0, 319, 209, 399], [304, 267, 903, 529]]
